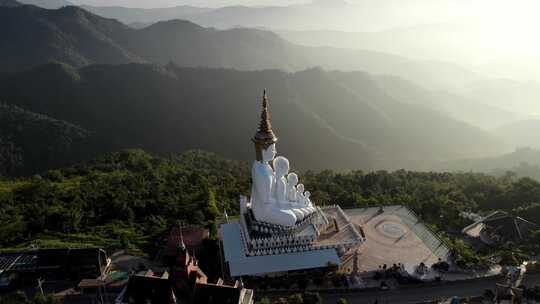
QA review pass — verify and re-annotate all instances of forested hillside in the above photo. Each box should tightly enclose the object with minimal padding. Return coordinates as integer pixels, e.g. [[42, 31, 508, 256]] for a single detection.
[[0, 63, 503, 175], [0, 103, 90, 176], [1, 149, 540, 258], [0, 4, 143, 74], [0, 150, 249, 253]]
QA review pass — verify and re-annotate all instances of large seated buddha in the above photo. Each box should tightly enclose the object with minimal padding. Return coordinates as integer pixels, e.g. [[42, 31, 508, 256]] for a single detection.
[[249, 91, 316, 227]]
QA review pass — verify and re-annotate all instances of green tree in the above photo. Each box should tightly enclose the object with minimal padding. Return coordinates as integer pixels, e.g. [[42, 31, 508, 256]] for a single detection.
[[33, 294, 61, 304], [288, 293, 303, 304], [119, 233, 130, 250], [192, 210, 205, 225], [302, 292, 322, 304], [208, 221, 218, 240], [337, 299, 349, 304], [0, 290, 29, 304], [206, 188, 220, 220]]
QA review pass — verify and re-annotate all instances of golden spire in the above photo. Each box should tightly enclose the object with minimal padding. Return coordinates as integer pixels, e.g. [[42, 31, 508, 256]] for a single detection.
[[252, 89, 278, 161]]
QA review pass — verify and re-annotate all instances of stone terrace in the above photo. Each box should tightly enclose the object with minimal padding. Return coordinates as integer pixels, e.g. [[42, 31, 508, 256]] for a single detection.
[[314, 206, 363, 248], [340, 205, 450, 273]]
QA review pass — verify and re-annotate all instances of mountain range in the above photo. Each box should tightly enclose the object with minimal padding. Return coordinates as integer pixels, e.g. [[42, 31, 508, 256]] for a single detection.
[[0, 2, 536, 177], [16, 0, 72, 9], [0, 62, 504, 176], [80, 1, 388, 32], [0, 3, 483, 93], [0, 0, 19, 7]]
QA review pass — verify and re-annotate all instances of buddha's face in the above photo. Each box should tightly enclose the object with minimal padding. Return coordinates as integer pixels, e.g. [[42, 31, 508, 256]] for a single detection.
[[262, 143, 277, 163], [287, 173, 298, 186], [304, 191, 310, 199], [297, 184, 304, 193]]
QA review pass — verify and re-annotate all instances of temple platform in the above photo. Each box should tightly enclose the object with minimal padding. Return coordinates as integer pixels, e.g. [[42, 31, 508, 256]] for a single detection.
[[221, 205, 363, 277], [220, 221, 340, 277], [339, 205, 451, 273]]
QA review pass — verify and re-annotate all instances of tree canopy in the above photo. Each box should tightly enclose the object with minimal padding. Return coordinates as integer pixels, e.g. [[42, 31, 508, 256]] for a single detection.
[[1, 149, 540, 257]]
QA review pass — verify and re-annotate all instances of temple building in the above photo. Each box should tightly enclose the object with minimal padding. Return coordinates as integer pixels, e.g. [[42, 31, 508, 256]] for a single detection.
[[462, 210, 538, 245], [118, 234, 253, 304], [220, 91, 364, 277]]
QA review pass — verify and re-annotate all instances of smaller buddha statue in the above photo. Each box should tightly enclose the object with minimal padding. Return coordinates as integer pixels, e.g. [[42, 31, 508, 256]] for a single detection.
[[274, 156, 305, 221], [273, 156, 289, 204], [296, 184, 306, 205], [295, 183, 312, 218], [303, 191, 316, 213], [286, 172, 298, 202]]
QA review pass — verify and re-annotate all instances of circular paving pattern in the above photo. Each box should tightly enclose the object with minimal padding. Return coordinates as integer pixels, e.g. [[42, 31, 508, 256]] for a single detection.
[[375, 221, 408, 239]]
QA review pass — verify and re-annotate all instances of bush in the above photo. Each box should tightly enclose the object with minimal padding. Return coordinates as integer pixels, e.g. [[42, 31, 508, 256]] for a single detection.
[[287, 294, 303, 304], [297, 278, 308, 290], [525, 262, 540, 272], [524, 285, 540, 301], [302, 292, 322, 304]]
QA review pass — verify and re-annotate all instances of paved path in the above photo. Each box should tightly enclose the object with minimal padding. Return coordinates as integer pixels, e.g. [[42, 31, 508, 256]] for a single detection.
[[322, 273, 540, 304]]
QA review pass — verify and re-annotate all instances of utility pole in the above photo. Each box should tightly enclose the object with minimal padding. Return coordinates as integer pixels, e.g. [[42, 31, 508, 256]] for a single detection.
[[36, 278, 44, 296]]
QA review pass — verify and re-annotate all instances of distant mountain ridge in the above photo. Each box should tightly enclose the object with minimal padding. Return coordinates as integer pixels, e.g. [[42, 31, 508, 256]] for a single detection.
[[0, 4, 480, 91], [0, 4, 524, 176], [0, 5, 144, 74], [79, 1, 440, 33], [0, 0, 20, 7], [0, 63, 503, 175], [17, 0, 72, 9], [493, 120, 540, 150]]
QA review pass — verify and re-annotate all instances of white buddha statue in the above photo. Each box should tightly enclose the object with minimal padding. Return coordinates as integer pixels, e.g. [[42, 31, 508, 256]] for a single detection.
[[303, 191, 316, 213], [273, 156, 289, 203], [251, 144, 298, 227], [286, 172, 298, 202], [273, 157, 305, 221], [250, 91, 297, 227], [297, 184, 306, 204], [295, 184, 313, 217]]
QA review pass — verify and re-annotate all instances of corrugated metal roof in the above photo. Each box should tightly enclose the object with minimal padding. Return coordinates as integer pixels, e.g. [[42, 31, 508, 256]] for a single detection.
[[221, 222, 340, 277], [0, 252, 37, 273]]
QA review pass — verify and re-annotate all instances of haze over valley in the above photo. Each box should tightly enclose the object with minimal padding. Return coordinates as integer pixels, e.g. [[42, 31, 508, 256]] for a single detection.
[[2, 0, 540, 178]]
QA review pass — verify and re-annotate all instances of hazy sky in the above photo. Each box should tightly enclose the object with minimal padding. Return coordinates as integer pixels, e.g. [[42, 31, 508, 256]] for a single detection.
[[68, 0, 540, 66], [69, 0, 310, 8]]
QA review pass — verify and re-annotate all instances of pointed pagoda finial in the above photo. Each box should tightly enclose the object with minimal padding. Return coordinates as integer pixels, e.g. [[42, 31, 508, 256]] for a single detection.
[[178, 223, 186, 252], [252, 89, 278, 161], [262, 88, 268, 107]]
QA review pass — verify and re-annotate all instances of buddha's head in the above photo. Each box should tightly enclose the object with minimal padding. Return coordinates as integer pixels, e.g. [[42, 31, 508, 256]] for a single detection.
[[297, 184, 304, 193], [304, 191, 311, 199], [273, 156, 289, 177], [287, 172, 298, 186], [261, 143, 277, 163]]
